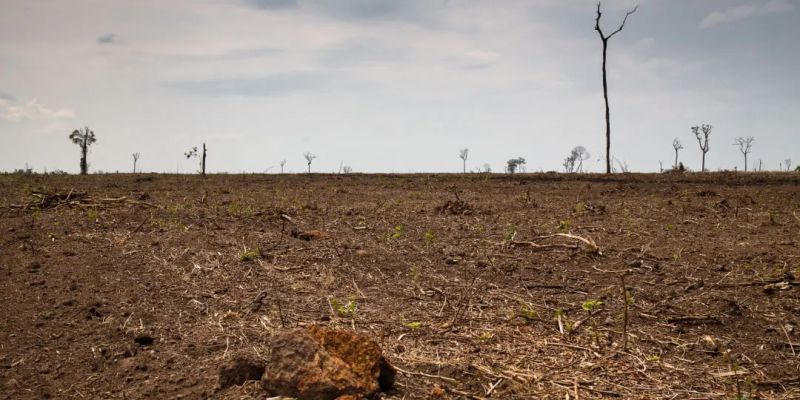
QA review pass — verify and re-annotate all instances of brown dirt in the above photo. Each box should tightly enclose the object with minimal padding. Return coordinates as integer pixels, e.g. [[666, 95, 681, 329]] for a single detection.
[[1, 172, 799, 399]]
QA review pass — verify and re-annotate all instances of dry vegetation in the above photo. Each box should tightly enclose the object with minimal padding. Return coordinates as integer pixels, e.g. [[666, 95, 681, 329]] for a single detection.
[[1, 172, 799, 399]]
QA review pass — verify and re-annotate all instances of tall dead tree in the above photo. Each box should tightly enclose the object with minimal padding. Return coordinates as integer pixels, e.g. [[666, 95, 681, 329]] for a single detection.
[[459, 148, 469, 173], [733, 136, 754, 172], [279, 159, 286, 173], [692, 124, 712, 172], [132, 152, 140, 173], [303, 152, 316, 173], [69, 127, 97, 175], [672, 138, 683, 169], [595, 2, 637, 174]]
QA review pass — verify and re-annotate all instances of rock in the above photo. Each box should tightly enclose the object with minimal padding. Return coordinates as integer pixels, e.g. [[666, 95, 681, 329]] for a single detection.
[[261, 326, 395, 400], [218, 355, 265, 389]]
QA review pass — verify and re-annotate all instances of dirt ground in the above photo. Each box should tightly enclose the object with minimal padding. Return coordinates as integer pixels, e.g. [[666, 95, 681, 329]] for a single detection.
[[1, 172, 799, 399]]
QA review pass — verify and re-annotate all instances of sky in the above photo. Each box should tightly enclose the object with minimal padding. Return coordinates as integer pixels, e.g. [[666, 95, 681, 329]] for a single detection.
[[1, 0, 798, 174]]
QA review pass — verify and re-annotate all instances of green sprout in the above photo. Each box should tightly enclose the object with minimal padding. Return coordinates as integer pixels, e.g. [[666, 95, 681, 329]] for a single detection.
[[519, 304, 539, 323], [390, 225, 404, 239], [330, 297, 358, 318], [558, 219, 571, 233], [405, 321, 423, 330], [504, 224, 518, 241], [240, 247, 261, 262], [424, 230, 435, 245], [581, 299, 603, 313]]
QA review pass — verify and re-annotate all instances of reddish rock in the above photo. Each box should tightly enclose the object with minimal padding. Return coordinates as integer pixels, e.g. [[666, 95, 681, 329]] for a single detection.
[[261, 326, 395, 400]]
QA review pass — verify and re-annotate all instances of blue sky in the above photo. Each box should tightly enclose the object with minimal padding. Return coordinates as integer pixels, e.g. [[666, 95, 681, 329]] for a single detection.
[[1, 0, 798, 173]]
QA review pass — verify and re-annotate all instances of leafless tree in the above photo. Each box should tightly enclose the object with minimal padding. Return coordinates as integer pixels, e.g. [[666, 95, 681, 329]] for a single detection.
[[691, 124, 712, 171], [482, 163, 492, 173], [562, 146, 590, 173], [784, 158, 792, 171], [69, 127, 97, 175], [672, 138, 683, 169], [342, 166, 353, 174], [595, 2, 638, 174], [279, 159, 286, 173], [303, 152, 316, 173], [184, 143, 207, 176], [459, 149, 469, 173], [132, 152, 140, 173], [733, 136, 754, 172]]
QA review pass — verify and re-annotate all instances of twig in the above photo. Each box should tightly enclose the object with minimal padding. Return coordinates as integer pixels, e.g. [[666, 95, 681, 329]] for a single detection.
[[394, 365, 458, 382], [620, 274, 629, 352], [782, 324, 796, 356]]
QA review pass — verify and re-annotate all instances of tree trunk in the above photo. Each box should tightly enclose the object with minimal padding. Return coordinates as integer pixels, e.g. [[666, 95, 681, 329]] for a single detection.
[[201, 143, 207, 177], [674, 150, 678, 169], [133, 160, 137, 174], [601, 40, 611, 174], [744, 154, 748, 172], [462, 159, 466, 173], [701, 152, 706, 172], [80, 139, 88, 175]]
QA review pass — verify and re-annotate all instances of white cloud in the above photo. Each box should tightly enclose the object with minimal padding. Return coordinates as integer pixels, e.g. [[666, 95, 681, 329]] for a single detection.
[[699, 0, 794, 29], [0, 99, 75, 122]]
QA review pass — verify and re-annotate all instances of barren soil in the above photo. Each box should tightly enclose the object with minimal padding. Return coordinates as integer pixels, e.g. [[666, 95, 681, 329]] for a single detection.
[[1, 173, 799, 399]]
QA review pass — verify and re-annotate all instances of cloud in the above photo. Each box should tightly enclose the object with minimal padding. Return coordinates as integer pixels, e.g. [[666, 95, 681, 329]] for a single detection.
[[97, 33, 117, 44], [248, 0, 297, 9], [164, 72, 332, 96], [0, 99, 75, 122], [699, 0, 793, 29]]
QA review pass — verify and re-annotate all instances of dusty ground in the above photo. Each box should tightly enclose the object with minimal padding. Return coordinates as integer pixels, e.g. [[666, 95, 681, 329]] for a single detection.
[[1, 172, 799, 399]]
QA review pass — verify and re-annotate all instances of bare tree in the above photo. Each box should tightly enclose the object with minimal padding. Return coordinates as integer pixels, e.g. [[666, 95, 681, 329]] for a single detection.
[[132, 152, 140, 173], [672, 138, 683, 169], [459, 148, 469, 173], [733, 136, 754, 172], [279, 159, 286, 173], [784, 158, 792, 171], [342, 166, 353, 174], [482, 163, 492, 173], [562, 146, 590, 173], [691, 124, 712, 171], [303, 152, 316, 173], [69, 127, 97, 175], [595, 2, 638, 174], [184, 143, 207, 176]]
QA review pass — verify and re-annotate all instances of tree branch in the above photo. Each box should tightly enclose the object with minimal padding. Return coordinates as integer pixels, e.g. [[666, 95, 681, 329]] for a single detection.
[[606, 5, 638, 39], [594, 2, 604, 38]]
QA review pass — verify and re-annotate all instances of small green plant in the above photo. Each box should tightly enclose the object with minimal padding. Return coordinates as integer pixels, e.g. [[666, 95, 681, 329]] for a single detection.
[[479, 331, 494, 341], [504, 223, 518, 241], [581, 299, 603, 313], [240, 247, 261, 262], [646, 354, 661, 362], [424, 230, 435, 245], [665, 223, 674, 231], [330, 297, 358, 318], [519, 304, 539, 323], [405, 321, 423, 330], [574, 201, 585, 213], [557, 219, 571, 232], [409, 266, 420, 283], [390, 225, 404, 239], [87, 208, 99, 221]]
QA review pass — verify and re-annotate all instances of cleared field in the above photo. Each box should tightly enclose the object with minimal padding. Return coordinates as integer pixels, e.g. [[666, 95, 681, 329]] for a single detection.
[[1, 173, 799, 399]]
